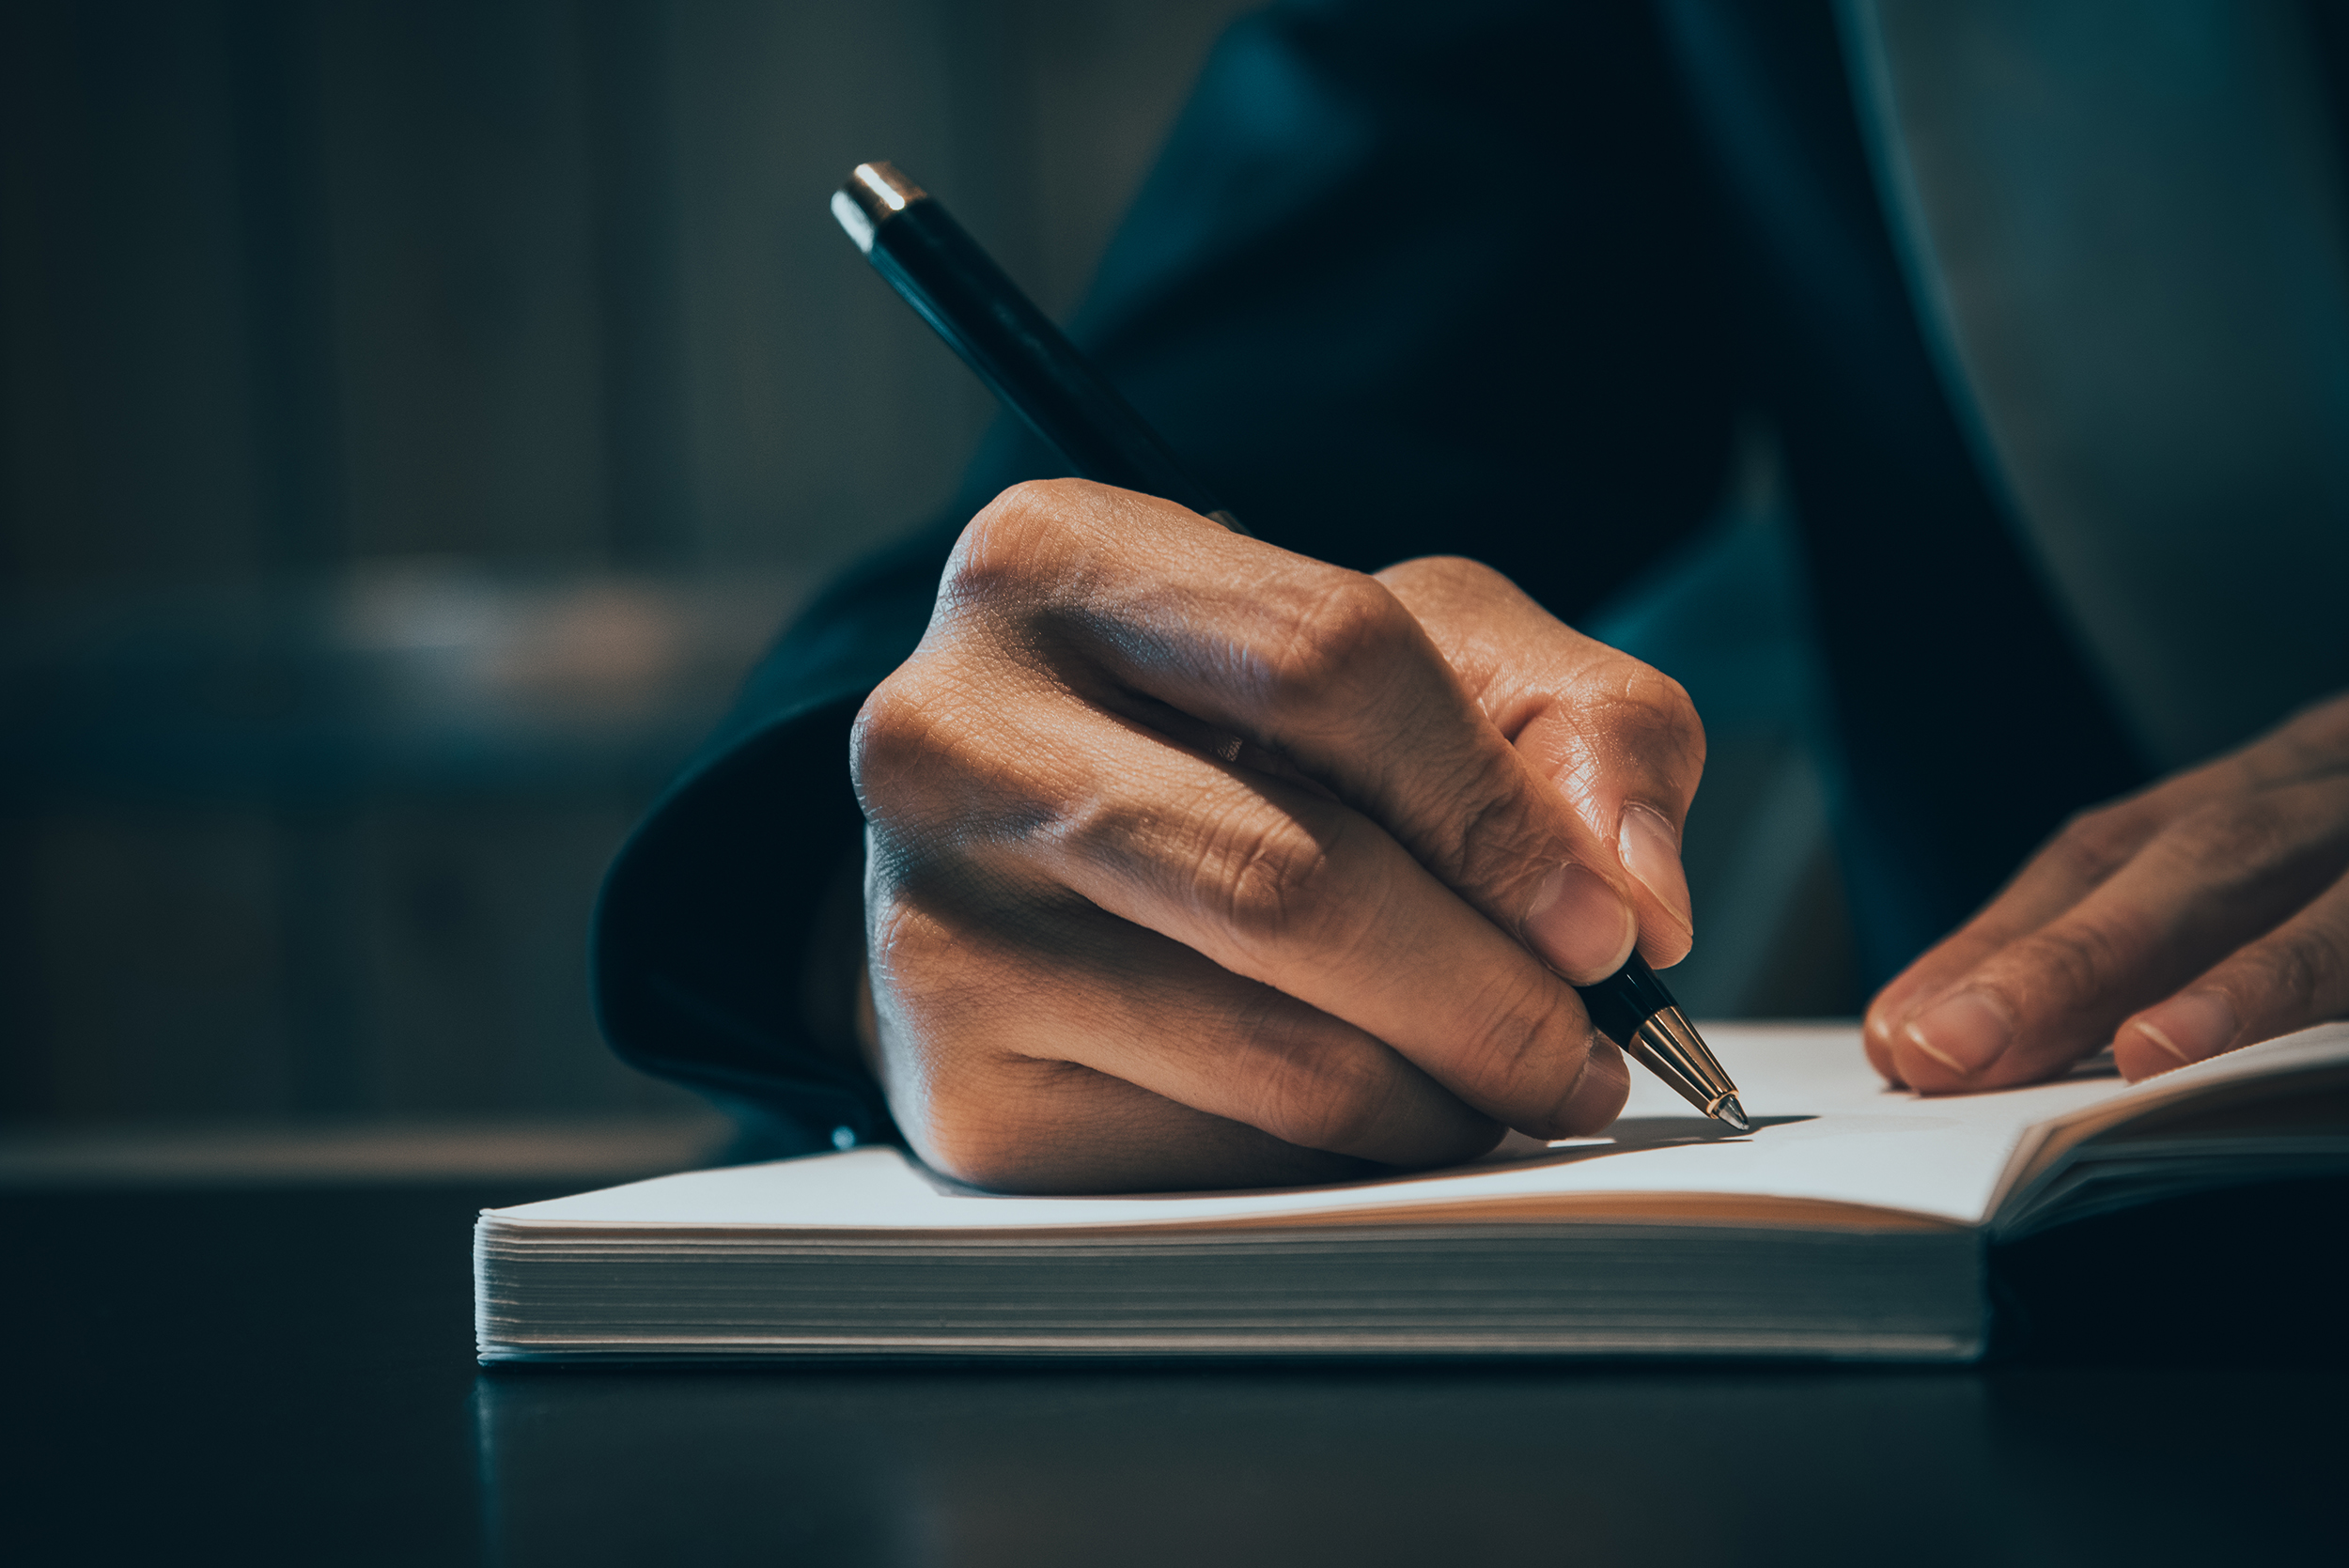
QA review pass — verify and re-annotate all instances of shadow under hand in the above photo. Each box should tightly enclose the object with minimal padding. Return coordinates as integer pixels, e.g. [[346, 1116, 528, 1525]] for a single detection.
[[927, 1116, 1824, 1204], [1605, 1113, 1814, 1144], [1470, 1112, 1817, 1173]]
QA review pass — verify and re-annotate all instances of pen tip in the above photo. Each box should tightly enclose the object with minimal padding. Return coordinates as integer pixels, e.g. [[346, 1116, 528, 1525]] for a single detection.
[[1714, 1094, 1750, 1134]]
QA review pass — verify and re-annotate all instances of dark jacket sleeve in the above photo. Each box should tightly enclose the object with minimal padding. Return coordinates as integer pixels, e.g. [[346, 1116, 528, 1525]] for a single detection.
[[590, 0, 1737, 1152]]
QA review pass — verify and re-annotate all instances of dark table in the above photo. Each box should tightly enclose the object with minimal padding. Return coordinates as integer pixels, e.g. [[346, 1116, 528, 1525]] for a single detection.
[[7, 1179, 2341, 1567]]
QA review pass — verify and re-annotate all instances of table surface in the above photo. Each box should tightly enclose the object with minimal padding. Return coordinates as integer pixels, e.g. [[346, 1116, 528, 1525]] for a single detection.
[[7, 1177, 2342, 1568]]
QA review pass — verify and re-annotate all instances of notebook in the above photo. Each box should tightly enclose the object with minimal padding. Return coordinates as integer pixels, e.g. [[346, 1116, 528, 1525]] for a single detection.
[[474, 1021, 2349, 1363]]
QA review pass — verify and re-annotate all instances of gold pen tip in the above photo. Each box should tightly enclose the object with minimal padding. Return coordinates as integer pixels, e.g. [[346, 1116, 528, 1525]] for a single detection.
[[1713, 1094, 1750, 1134]]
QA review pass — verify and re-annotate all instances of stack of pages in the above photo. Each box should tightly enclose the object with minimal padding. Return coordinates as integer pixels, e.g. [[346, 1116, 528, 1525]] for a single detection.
[[475, 1022, 2349, 1363]]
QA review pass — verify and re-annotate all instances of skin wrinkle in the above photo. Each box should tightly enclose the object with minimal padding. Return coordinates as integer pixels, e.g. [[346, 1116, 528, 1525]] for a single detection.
[[1563, 677, 1703, 801], [911, 900, 1472, 1175], [1878, 693, 2349, 1092], [894, 906, 1132, 1089], [1214, 804, 1371, 976], [1245, 573, 1403, 719], [2166, 796, 2299, 882], [1361, 672, 1478, 817], [2051, 803, 2173, 893], [2123, 876, 2349, 1076], [1250, 1005, 1405, 1157], [1868, 802, 2157, 1037], [2248, 699, 2349, 783], [1974, 778, 2349, 1037], [2158, 785, 2349, 900], [1379, 557, 1631, 739], [1062, 537, 1357, 721], [1434, 953, 1594, 1128], [855, 488, 1725, 1188], [950, 482, 1110, 604], [1417, 746, 1545, 893], [875, 656, 1100, 859], [862, 899, 970, 1134], [1030, 717, 1583, 1130], [1030, 703, 1400, 1008], [1067, 562, 1422, 773], [1037, 734, 1357, 996], [1542, 1041, 1600, 1136], [1122, 560, 1595, 932], [2261, 916, 2331, 1017], [1444, 634, 1561, 743], [1541, 1033, 1626, 1138], [1550, 742, 1619, 840], [865, 690, 1059, 852], [2000, 920, 2138, 1026], [1325, 844, 1457, 1017], [1054, 765, 1250, 932]]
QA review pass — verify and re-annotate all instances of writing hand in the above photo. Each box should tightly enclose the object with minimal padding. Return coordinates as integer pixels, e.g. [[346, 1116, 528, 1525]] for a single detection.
[[849, 481, 1703, 1192], [1865, 691, 2349, 1090]]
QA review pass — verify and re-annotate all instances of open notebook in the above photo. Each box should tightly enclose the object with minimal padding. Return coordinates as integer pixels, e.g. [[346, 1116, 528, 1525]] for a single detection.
[[474, 1021, 2349, 1363]]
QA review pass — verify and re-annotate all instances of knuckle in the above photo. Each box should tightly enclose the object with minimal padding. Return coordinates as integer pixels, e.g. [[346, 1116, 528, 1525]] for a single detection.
[[1617, 662, 1701, 738], [1447, 965, 1583, 1111], [2006, 920, 2131, 1008], [944, 479, 1092, 603], [1212, 808, 1355, 955], [1255, 572, 1412, 715], [1247, 1019, 1393, 1155], [2269, 942, 2325, 1016], [2263, 691, 2349, 771], [849, 663, 965, 802], [853, 663, 1056, 860], [1384, 553, 1508, 598], [1421, 553, 1508, 588], [2046, 804, 2145, 887], [1565, 660, 1706, 778], [2244, 924, 2341, 1016], [861, 891, 932, 978], [1426, 754, 1546, 888], [849, 672, 931, 791], [2168, 795, 2295, 869]]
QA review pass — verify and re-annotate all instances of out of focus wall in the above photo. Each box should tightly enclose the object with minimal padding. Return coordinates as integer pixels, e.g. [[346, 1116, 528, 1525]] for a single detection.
[[0, 0, 1256, 1124]]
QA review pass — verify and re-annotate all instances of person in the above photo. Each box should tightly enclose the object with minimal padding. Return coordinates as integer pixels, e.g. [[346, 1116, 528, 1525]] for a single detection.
[[593, 0, 2349, 1192]]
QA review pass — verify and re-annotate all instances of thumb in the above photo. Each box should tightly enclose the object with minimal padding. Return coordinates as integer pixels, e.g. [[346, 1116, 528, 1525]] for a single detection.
[[1377, 556, 1704, 967]]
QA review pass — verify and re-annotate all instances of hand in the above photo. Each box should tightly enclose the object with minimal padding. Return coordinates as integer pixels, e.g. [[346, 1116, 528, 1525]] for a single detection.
[[849, 480, 1704, 1192], [1865, 691, 2349, 1091]]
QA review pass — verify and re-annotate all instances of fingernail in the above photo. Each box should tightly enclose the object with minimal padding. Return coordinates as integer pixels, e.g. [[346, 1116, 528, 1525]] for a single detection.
[[1904, 988, 2015, 1075], [1617, 802, 1693, 937], [1523, 862, 1638, 983], [2133, 991, 2238, 1066]]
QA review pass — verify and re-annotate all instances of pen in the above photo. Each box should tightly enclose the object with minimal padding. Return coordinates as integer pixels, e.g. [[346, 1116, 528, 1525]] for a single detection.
[[832, 160, 1750, 1135]]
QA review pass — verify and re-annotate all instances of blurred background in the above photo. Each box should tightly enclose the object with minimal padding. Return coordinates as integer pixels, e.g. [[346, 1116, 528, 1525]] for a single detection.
[[0, 0, 1850, 1175]]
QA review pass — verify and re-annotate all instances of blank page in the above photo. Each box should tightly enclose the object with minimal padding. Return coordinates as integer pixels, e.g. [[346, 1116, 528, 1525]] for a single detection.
[[490, 1023, 2349, 1234]]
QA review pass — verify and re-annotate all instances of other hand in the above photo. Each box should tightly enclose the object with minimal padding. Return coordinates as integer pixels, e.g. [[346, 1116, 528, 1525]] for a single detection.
[[849, 480, 1703, 1192], [1865, 691, 2349, 1091]]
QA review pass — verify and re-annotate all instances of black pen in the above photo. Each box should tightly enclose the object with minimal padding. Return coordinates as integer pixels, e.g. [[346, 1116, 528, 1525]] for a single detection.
[[832, 160, 1749, 1134]]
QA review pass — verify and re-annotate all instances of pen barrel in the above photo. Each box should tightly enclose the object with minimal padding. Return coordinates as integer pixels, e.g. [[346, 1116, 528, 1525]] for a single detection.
[[1578, 958, 1740, 1119], [862, 196, 1230, 520], [1572, 955, 1676, 1047]]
